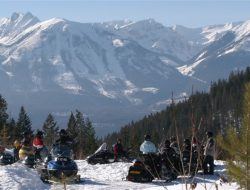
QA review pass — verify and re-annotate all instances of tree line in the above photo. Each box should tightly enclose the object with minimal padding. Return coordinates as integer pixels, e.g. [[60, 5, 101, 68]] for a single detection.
[[0, 99, 98, 159], [104, 67, 250, 158]]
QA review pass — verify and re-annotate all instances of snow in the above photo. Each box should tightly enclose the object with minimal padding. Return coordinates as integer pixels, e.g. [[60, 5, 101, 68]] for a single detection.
[[112, 39, 124, 47], [177, 58, 206, 76], [0, 160, 239, 190], [54, 72, 83, 94]]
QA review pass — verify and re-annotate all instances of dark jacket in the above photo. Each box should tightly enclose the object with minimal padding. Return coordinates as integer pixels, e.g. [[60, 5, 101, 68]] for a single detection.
[[55, 135, 74, 146]]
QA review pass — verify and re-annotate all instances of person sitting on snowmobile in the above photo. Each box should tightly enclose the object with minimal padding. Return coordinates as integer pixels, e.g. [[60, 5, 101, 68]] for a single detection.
[[140, 134, 157, 154], [161, 139, 180, 180], [55, 129, 74, 147], [202, 131, 215, 175], [21, 131, 33, 147], [19, 139, 34, 160], [13, 140, 22, 161], [33, 130, 44, 160], [113, 138, 125, 162], [140, 134, 161, 178], [170, 136, 180, 155]]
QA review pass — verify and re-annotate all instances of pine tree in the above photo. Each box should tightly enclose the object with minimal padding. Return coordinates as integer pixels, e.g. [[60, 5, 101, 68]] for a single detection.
[[218, 83, 250, 189], [67, 112, 78, 139], [7, 118, 16, 144], [16, 106, 32, 138], [85, 118, 97, 155], [0, 95, 8, 130], [42, 114, 59, 148], [75, 110, 85, 158], [0, 124, 9, 147]]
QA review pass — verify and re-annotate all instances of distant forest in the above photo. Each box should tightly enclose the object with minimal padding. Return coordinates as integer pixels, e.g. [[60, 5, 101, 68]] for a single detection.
[[104, 67, 250, 157]]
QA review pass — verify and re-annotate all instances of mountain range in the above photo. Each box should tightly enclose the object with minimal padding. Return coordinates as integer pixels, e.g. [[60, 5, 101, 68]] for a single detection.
[[0, 12, 249, 135]]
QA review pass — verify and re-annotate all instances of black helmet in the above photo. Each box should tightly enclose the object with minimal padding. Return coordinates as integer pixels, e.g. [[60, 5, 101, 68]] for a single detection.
[[184, 138, 191, 145], [144, 134, 151, 141], [36, 130, 43, 137], [170, 136, 176, 142], [164, 139, 170, 147], [59, 129, 67, 137], [206, 131, 213, 137]]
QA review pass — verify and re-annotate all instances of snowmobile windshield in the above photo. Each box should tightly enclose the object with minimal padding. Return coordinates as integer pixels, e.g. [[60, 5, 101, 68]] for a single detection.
[[94, 143, 107, 154], [51, 145, 72, 158]]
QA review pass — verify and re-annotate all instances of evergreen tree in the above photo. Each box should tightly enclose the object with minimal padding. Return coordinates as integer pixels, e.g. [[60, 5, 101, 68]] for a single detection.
[[7, 118, 16, 144], [218, 83, 250, 189], [0, 95, 8, 130], [85, 118, 97, 155], [16, 106, 32, 138], [67, 112, 78, 139], [75, 110, 86, 158], [42, 114, 59, 148], [0, 124, 9, 146]]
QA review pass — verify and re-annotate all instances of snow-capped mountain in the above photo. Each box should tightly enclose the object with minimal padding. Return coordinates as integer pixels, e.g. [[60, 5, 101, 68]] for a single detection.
[[0, 12, 249, 135]]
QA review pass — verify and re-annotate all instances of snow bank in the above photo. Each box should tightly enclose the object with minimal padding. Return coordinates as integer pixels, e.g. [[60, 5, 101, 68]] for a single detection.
[[0, 160, 239, 190]]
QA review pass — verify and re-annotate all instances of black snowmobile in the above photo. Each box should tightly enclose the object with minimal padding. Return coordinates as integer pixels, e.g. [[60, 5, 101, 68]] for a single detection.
[[0, 149, 15, 166], [86, 143, 132, 165], [86, 143, 114, 164], [37, 144, 81, 184], [127, 153, 176, 183]]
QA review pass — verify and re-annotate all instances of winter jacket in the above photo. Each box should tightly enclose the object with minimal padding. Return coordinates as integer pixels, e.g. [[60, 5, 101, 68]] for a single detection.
[[140, 140, 157, 154], [114, 143, 124, 155], [19, 145, 33, 160], [204, 137, 215, 157], [55, 135, 74, 146], [170, 141, 180, 154], [33, 137, 44, 149]]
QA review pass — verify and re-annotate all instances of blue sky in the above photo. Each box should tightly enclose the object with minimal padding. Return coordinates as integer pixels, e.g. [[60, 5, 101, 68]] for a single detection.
[[0, 1, 250, 27]]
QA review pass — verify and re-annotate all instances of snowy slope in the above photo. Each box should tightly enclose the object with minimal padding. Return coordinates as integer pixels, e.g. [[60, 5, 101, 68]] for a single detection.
[[0, 12, 250, 134], [0, 13, 206, 134], [176, 21, 250, 82], [0, 160, 239, 190]]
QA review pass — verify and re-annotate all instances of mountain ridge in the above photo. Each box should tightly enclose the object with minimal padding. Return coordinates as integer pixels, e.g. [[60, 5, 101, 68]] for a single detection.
[[0, 12, 249, 135]]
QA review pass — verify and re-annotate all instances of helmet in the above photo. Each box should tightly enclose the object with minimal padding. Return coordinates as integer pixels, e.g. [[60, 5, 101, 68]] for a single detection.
[[184, 138, 191, 145], [164, 139, 170, 147], [36, 130, 43, 138], [170, 136, 176, 142], [14, 140, 21, 148], [144, 134, 151, 141], [206, 131, 213, 137], [59, 129, 67, 137]]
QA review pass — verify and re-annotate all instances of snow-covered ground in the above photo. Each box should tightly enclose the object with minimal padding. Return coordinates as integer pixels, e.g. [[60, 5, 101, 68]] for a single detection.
[[0, 160, 239, 190]]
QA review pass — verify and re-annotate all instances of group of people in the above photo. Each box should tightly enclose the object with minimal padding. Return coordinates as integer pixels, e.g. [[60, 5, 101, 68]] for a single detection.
[[114, 131, 215, 176], [140, 131, 215, 175], [5, 129, 74, 162]]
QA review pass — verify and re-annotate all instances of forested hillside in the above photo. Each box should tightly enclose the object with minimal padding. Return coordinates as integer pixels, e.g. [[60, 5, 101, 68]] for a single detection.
[[105, 67, 250, 153]]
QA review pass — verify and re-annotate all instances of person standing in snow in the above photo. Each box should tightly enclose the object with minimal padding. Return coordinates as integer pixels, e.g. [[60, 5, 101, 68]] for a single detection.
[[140, 134, 157, 154], [170, 136, 180, 155], [113, 138, 125, 161], [202, 131, 215, 175], [33, 131, 44, 160]]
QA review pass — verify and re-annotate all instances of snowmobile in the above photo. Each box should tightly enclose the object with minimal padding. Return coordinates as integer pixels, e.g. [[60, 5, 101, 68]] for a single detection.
[[126, 159, 154, 182], [37, 144, 81, 184], [86, 143, 132, 165], [0, 149, 15, 166], [127, 153, 179, 183], [86, 143, 114, 164]]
